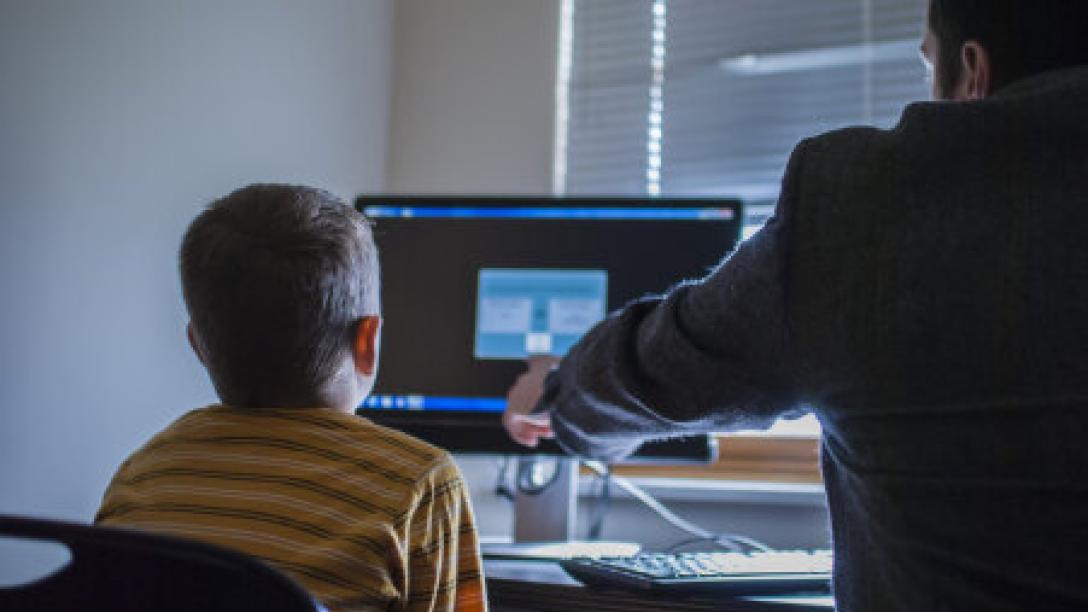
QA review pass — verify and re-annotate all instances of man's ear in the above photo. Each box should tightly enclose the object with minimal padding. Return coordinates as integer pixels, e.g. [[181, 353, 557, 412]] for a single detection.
[[352, 316, 382, 376], [187, 322, 207, 366], [959, 40, 992, 100]]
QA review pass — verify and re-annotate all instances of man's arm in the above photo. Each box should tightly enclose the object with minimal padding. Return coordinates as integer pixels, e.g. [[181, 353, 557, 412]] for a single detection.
[[403, 456, 487, 612], [508, 141, 814, 461]]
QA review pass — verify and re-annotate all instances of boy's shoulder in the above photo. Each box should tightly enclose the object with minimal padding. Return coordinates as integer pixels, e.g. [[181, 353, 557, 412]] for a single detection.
[[136, 404, 455, 482], [310, 407, 457, 476]]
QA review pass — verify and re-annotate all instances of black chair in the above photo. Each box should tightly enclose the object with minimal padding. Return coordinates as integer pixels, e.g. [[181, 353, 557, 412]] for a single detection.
[[0, 514, 323, 611]]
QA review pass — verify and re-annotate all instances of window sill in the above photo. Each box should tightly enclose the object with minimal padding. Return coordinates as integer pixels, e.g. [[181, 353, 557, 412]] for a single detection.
[[588, 435, 823, 494], [578, 475, 826, 506]]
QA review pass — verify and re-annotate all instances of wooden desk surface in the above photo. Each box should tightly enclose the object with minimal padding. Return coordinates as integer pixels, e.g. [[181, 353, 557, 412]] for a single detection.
[[484, 559, 835, 612]]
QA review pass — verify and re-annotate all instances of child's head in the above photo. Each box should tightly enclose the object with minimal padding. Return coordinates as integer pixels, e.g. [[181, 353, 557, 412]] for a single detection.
[[180, 184, 381, 411]]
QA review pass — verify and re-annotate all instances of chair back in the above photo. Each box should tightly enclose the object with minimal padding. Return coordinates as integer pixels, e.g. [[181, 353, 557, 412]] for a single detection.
[[0, 514, 322, 612]]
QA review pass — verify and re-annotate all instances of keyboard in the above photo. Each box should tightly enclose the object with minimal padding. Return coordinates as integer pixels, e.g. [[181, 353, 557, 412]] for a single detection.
[[559, 549, 832, 596]]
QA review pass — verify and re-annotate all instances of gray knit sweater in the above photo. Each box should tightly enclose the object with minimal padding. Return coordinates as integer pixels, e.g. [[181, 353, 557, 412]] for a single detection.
[[540, 66, 1088, 611]]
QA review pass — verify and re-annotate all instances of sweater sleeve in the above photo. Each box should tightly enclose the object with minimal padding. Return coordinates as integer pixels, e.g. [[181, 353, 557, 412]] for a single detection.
[[541, 140, 814, 462]]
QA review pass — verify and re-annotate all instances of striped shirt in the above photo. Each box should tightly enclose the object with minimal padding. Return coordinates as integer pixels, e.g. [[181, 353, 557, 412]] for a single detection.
[[96, 405, 487, 612]]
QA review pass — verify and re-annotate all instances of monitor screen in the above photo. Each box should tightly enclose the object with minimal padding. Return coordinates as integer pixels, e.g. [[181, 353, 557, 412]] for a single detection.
[[354, 196, 742, 461]]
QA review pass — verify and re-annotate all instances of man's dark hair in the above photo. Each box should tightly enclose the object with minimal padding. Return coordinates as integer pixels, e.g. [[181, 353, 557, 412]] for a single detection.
[[180, 184, 379, 408], [929, 0, 1088, 95]]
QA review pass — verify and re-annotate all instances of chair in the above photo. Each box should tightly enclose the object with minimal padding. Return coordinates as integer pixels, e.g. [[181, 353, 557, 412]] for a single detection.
[[0, 514, 323, 611]]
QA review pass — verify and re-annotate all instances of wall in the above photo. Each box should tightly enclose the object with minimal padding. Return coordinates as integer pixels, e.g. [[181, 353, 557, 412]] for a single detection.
[[0, 0, 394, 522], [385, 0, 560, 194]]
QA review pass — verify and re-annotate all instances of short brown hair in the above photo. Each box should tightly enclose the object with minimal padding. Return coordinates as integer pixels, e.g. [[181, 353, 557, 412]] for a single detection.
[[180, 184, 379, 408], [929, 0, 1088, 95]]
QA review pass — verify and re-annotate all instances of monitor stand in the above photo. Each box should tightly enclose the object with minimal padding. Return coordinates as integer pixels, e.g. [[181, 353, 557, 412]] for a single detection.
[[480, 457, 640, 560]]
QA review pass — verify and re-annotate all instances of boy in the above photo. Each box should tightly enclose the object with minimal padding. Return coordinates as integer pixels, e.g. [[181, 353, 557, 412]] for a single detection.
[[97, 184, 486, 612]]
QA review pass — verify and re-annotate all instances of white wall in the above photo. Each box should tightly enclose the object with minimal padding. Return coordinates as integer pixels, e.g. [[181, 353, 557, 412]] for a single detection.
[[385, 0, 559, 194], [0, 0, 394, 521]]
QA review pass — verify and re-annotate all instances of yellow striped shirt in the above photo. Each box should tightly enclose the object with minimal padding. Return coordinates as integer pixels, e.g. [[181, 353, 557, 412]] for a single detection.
[[96, 405, 487, 612]]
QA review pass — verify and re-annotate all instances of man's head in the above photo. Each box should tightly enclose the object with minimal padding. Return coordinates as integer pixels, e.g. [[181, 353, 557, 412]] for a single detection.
[[923, 1, 1088, 101], [180, 184, 380, 411]]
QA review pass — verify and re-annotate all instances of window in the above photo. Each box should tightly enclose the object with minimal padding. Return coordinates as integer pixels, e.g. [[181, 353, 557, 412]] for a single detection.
[[558, 0, 931, 444], [559, 0, 929, 225]]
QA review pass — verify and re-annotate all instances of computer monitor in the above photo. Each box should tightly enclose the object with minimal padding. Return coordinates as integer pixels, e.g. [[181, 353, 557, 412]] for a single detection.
[[354, 195, 743, 463]]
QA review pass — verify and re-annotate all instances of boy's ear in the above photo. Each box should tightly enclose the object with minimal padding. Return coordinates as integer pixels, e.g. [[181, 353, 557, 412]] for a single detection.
[[352, 316, 382, 376], [187, 322, 207, 366]]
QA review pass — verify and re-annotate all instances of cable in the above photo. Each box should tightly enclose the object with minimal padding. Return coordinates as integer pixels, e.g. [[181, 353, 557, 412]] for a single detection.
[[582, 460, 772, 553], [515, 456, 563, 495], [715, 533, 772, 553], [586, 465, 611, 540], [664, 536, 737, 554], [583, 460, 715, 541], [494, 456, 515, 502], [664, 534, 773, 554]]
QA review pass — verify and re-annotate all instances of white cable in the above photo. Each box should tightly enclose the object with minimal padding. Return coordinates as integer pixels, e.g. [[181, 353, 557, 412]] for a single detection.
[[583, 460, 773, 552]]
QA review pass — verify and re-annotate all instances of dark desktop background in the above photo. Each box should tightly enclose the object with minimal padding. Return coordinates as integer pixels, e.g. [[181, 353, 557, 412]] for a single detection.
[[371, 214, 740, 400]]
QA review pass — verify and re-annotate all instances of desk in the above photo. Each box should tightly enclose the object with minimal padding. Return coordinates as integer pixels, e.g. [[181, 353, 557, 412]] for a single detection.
[[484, 559, 835, 612]]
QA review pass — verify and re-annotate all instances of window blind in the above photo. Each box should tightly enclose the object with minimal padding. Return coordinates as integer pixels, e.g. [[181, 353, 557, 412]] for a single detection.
[[564, 0, 655, 195], [563, 0, 930, 204]]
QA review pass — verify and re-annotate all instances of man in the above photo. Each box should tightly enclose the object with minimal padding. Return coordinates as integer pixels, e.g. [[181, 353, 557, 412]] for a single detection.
[[505, 1, 1088, 610]]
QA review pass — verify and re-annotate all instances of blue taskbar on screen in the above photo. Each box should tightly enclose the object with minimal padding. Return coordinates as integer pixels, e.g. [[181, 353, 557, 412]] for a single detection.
[[359, 395, 506, 412], [362, 206, 735, 221]]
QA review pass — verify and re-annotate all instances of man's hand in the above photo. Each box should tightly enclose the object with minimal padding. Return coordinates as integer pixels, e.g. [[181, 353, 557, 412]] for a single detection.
[[503, 355, 560, 447]]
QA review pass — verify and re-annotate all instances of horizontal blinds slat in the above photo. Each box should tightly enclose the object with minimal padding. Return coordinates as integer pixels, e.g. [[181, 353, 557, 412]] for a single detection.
[[571, 0, 653, 84], [566, 0, 652, 195]]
